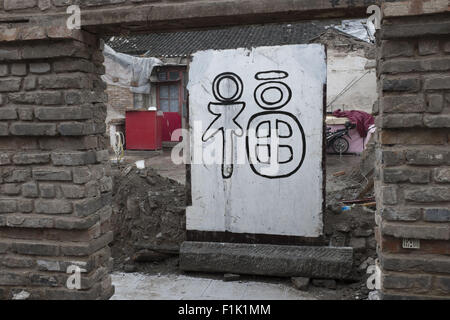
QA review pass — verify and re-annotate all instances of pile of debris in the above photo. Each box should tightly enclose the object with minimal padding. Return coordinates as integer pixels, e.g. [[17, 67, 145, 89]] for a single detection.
[[110, 165, 186, 272], [323, 138, 377, 298]]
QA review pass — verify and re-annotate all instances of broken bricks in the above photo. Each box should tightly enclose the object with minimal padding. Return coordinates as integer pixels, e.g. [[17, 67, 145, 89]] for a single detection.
[[291, 277, 310, 291]]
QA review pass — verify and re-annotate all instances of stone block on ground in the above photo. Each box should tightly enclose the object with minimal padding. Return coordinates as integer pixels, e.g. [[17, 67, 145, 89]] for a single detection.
[[180, 241, 353, 279]]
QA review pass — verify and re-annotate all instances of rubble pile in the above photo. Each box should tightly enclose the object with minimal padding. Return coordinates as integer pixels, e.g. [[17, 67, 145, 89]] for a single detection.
[[324, 204, 376, 270], [324, 140, 377, 297], [110, 165, 186, 271]]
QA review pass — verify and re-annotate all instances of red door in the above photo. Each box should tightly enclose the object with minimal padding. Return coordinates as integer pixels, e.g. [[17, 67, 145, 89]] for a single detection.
[[158, 81, 182, 142]]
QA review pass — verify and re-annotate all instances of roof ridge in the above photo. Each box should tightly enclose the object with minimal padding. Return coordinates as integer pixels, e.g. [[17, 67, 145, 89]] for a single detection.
[[106, 20, 368, 57]]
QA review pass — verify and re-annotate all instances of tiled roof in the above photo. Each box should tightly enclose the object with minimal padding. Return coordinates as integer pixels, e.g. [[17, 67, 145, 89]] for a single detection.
[[106, 21, 336, 57]]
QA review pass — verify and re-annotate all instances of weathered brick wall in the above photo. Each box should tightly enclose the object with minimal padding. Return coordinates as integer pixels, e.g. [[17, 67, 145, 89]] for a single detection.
[[0, 0, 162, 13], [106, 84, 133, 116], [0, 28, 114, 299], [375, 9, 450, 299], [0, 1, 391, 36], [0, 0, 382, 15]]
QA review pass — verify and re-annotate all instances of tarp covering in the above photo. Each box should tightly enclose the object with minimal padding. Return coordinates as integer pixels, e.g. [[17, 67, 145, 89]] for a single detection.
[[102, 44, 163, 94], [332, 109, 375, 138]]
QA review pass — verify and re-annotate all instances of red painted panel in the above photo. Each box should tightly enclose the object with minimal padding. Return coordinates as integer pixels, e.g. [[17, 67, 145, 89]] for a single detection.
[[162, 112, 182, 142], [125, 111, 162, 150], [156, 113, 163, 149]]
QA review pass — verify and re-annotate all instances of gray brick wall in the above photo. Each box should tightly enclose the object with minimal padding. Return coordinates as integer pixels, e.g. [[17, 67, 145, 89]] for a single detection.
[[0, 29, 113, 300], [106, 84, 133, 116], [376, 9, 450, 300]]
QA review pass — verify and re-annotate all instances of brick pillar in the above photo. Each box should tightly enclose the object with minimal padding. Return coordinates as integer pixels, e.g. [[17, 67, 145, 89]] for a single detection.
[[376, 4, 450, 299], [0, 27, 114, 299]]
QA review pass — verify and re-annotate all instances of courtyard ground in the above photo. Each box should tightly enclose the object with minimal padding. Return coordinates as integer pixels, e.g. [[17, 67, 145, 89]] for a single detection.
[[109, 150, 375, 300]]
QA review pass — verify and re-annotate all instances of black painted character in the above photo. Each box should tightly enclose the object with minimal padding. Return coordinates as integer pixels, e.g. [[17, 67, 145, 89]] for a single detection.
[[202, 72, 246, 179], [246, 71, 306, 178]]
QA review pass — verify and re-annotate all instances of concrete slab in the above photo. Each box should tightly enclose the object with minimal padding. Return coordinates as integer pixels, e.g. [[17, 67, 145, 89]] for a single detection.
[[110, 272, 316, 300], [180, 241, 353, 279], [202, 280, 248, 300], [245, 282, 304, 300]]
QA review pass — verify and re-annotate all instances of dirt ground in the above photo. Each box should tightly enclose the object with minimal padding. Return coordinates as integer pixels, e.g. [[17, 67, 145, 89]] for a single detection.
[[109, 149, 377, 300]]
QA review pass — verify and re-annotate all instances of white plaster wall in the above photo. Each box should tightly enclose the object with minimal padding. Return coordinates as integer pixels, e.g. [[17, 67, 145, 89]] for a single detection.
[[187, 44, 326, 237], [326, 48, 377, 114]]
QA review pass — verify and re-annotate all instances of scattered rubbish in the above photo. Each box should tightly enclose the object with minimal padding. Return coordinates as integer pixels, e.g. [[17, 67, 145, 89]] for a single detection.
[[291, 277, 310, 291], [325, 150, 377, 291], [135, 160, 145, 169], [357, 177, 374, 199], [360, 202, 376, 207], [368, 290, 381, 300], [333, 171, 346, 177], [342, 197, 375, 205], [123, 166, 132, 176], [341, 205, 354, 212], [12, 290, 30, 300], [223, 273, 241, 282]]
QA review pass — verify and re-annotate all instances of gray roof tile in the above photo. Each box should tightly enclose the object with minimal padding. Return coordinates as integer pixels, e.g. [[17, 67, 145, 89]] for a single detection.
[[106, 21, 337, 57]]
